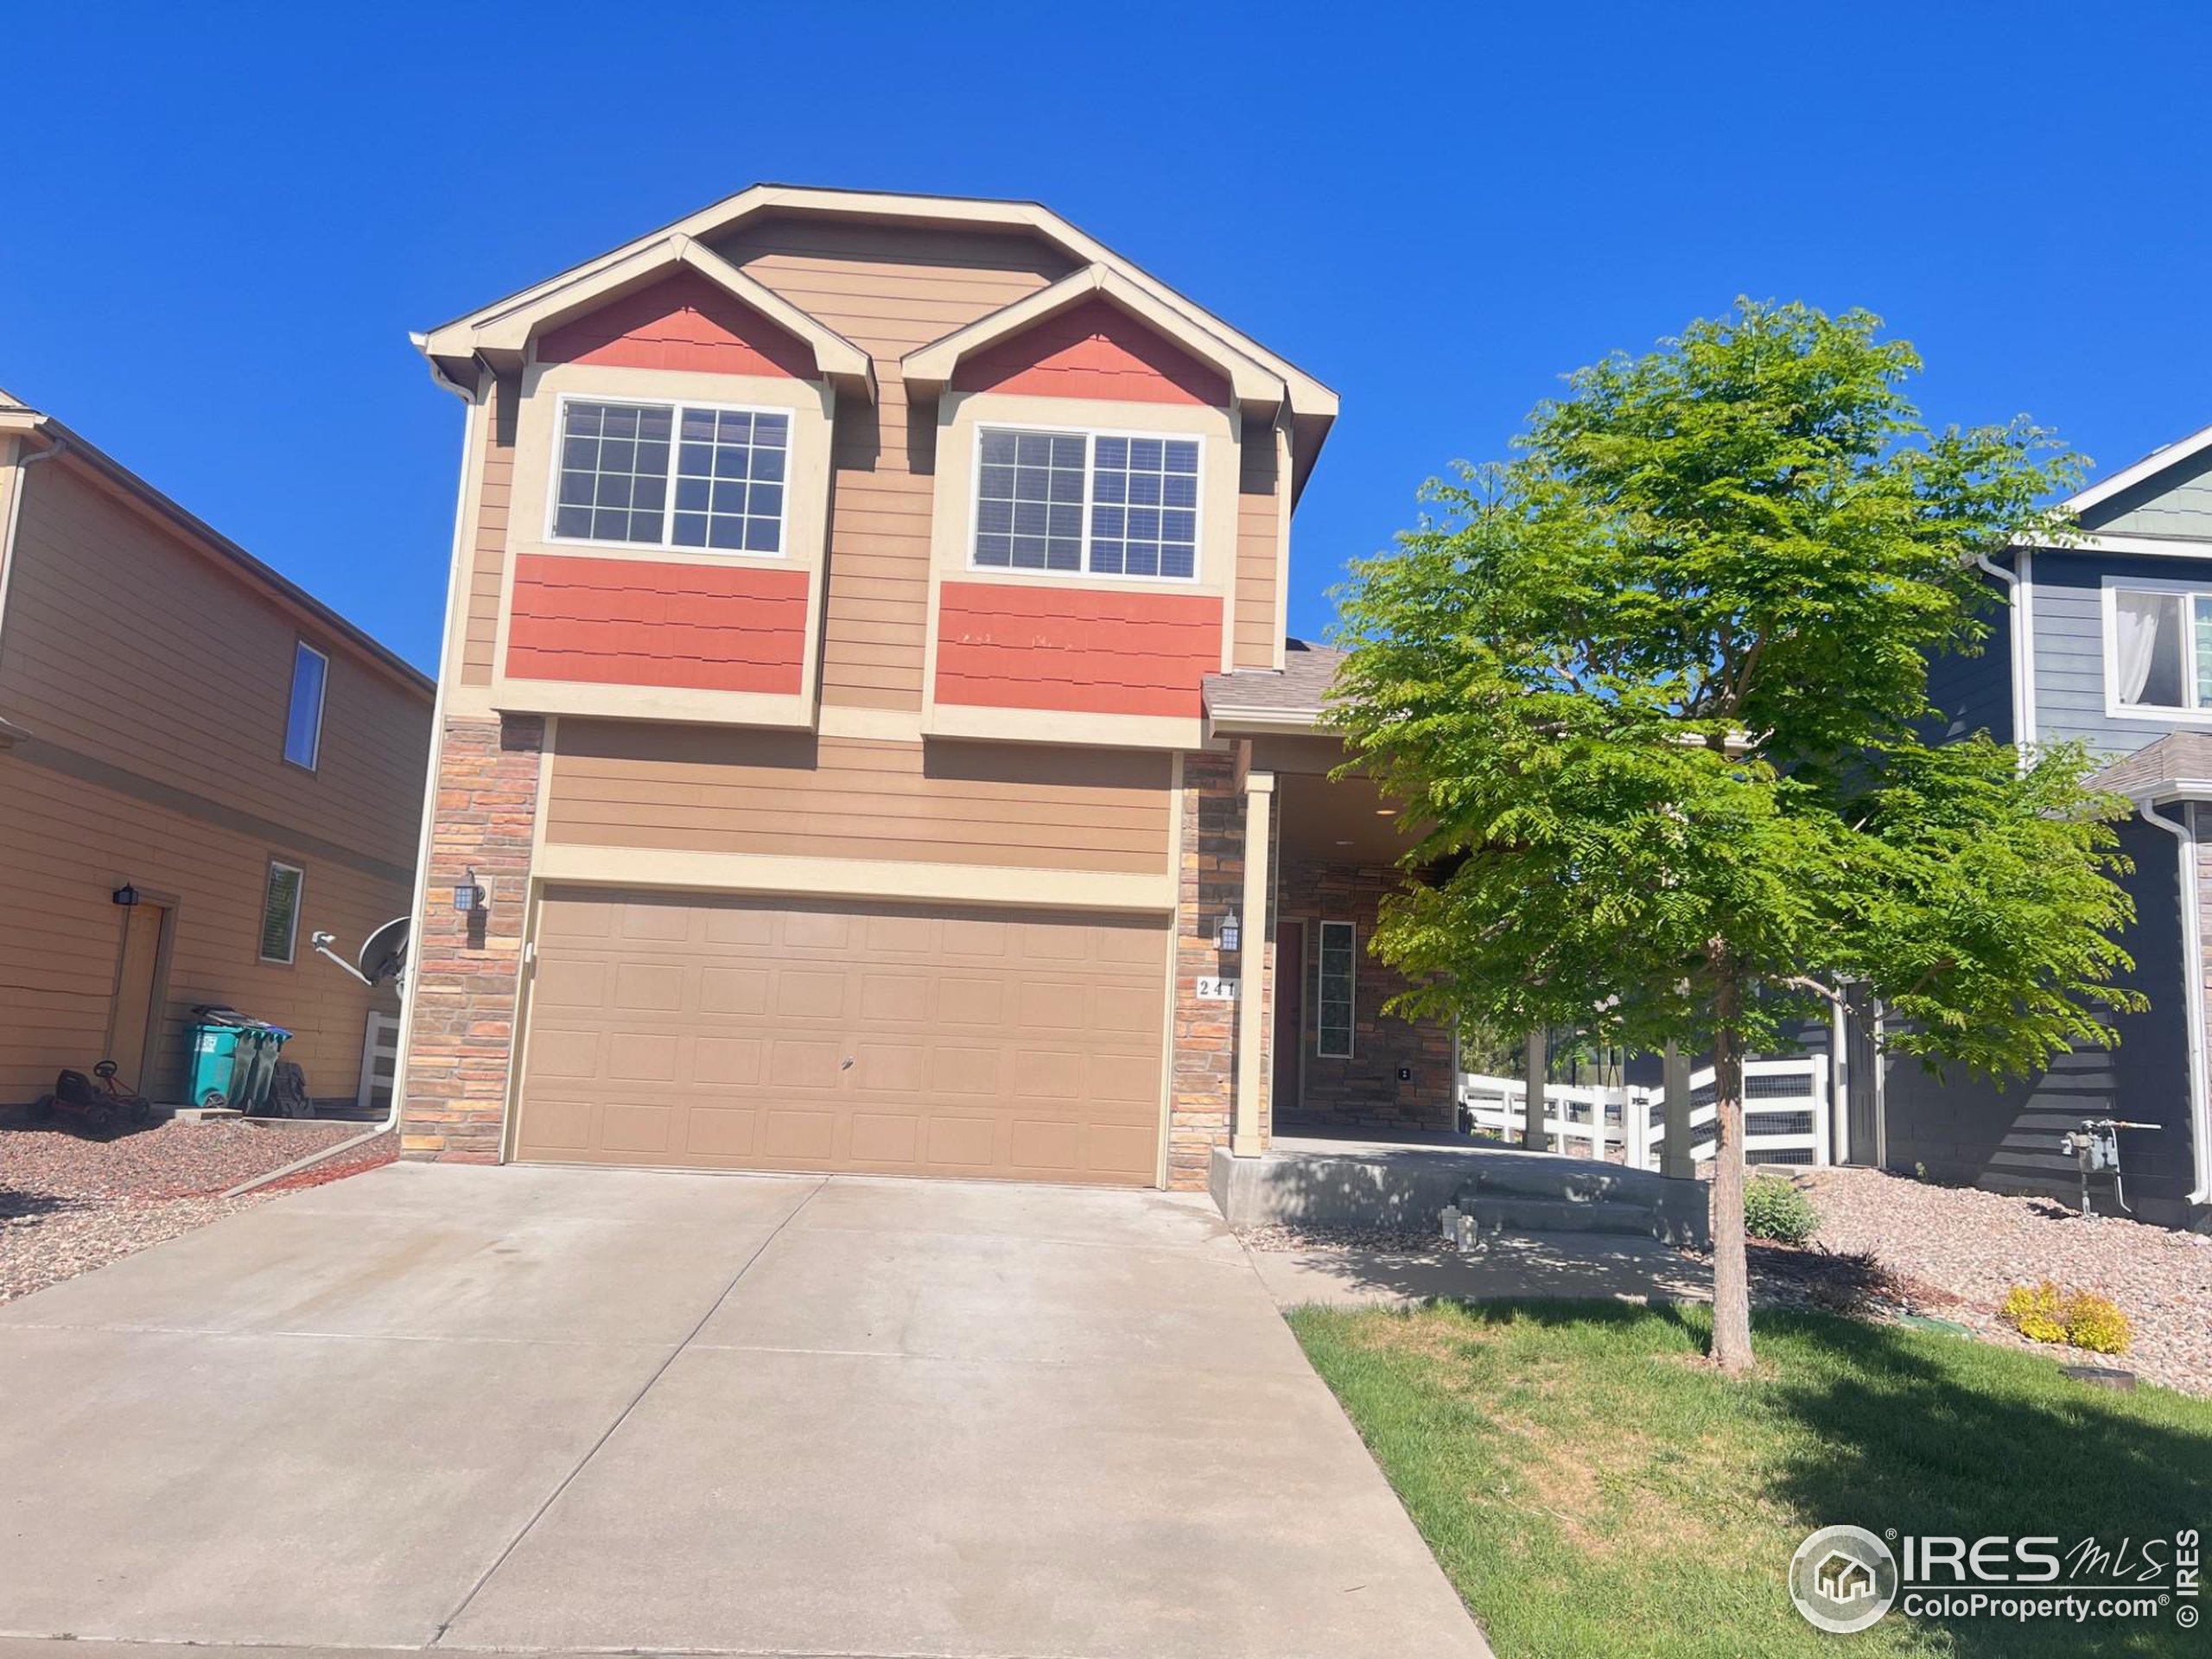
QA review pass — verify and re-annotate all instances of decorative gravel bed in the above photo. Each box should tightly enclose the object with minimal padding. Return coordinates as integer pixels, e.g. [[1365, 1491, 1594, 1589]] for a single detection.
[[1236, 1169, 2212, 1396], [0, 1116, 394, 1306], [1792, 1166, 2212, 1397]]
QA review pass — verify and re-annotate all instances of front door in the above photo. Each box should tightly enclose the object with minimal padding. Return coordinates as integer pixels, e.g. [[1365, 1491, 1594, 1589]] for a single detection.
[[110, 900, 168, 1088], [1273, 919, 1304, 1117]]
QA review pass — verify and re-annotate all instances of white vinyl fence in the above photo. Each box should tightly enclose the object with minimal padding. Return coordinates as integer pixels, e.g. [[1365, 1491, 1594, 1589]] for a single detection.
[[1459, 1056, 1829, 1170], [357, 1011, 401, 1115]]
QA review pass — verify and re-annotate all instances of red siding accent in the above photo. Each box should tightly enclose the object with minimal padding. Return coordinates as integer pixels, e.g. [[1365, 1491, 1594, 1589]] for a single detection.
[[934, 581, 1221, 718], [506, 554, 808, 695], [537, 270, 817, 378], [950, 298, 1230, 407]]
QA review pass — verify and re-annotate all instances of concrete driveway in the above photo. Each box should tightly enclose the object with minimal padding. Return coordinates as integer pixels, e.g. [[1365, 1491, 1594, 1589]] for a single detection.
[[0, 1162, 1488, 1659]]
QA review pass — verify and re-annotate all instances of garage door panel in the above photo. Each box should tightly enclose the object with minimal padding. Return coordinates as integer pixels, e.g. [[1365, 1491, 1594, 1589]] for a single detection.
[[515, 890, 1168, 1185]]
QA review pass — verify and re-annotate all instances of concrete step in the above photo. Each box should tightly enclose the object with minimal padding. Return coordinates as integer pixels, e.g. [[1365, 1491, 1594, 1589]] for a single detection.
[[1465, 1160, 1646, 1203], [1467, 1196, 1664, 1237]]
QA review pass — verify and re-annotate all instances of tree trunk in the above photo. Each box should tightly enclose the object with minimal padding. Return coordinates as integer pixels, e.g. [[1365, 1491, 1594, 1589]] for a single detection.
[[1708, 957, 1755, 1374], [1523, 1027, 1548, 1152]]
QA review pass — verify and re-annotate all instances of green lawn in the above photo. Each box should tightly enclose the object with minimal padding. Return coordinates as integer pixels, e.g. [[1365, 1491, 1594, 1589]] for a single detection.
[[1289, 1301, 2211, 1658]]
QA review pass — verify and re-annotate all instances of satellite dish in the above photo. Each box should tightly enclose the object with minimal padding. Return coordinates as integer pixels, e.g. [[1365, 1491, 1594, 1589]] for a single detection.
[[358, 917, 410, 985]]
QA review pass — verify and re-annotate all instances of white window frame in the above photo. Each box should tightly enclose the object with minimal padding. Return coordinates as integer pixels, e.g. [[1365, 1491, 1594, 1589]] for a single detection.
[[258, 860, 304, 966], [543, 391, 795, 557], [968, 420, 1205, 583], [2100, 575, 2212, 727], [1315, 919, 1357, 1059], [283, 640, 327, 772]]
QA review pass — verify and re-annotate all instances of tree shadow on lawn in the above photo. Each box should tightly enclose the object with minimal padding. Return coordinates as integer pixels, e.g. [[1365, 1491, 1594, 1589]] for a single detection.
[[1461, 1300, 2208, 1657]]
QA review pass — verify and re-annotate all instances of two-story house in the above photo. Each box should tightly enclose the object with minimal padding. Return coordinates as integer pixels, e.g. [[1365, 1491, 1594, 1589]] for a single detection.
[[1891, 423, 2212, 1228], [396, 185, 1451, 1191], [0, 389, 433, 1111]]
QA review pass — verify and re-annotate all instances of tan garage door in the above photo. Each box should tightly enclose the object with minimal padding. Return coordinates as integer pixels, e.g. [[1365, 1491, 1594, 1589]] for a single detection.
[[514, 888, 1171, 1185]]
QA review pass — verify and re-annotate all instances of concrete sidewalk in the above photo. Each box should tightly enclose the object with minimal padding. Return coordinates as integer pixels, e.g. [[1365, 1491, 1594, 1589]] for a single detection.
[[0, 1162, 1489, 1659]]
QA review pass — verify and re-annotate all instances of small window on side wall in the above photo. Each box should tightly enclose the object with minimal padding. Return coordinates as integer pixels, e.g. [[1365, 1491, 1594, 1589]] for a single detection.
[[260, 861, 303, 964], [285, 642, 327, 770], [1316, 920, 1356, 1058]]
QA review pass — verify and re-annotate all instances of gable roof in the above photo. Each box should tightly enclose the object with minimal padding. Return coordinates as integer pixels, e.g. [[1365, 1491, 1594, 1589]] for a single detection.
[[900, 264, 1287, 411], [421, 232, 876, 402], [2064, 421, 2212, 516], [0, 393, 431, 698], [413, 183, 1338, 488]]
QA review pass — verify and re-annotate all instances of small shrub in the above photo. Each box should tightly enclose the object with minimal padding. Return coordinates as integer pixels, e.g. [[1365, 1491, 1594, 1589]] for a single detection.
[[1742, 1176, 1820, 1244], [1999, 1281, 2133, 1355], [2062, 1291, 2133, 1355]]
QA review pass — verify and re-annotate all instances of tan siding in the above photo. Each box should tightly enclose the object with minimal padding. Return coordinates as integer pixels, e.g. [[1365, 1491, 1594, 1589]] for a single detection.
[[544, 720, 1171, 875], [0, 460, 430, 864], [0, 756, 404, 1104], [716, 218, 1073, 710], [461, 372, 518, 686], [1235, 420, 1281, 669]]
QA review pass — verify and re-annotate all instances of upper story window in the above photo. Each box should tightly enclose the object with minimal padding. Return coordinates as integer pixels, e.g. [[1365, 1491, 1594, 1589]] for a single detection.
[[2110, 582, 2212, 713], [551, 398, 788, 554], [974, 426, 1199, 581], [284, 642, 327, 770]]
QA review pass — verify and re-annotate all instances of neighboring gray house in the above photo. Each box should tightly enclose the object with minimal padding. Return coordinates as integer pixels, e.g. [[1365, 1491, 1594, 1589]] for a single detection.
[[1887, 423, 2212, 1229]]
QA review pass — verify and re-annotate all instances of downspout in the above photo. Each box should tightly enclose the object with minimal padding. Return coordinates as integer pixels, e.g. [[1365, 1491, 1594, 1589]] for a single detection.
[[2135, 797, 2212, 1205], [1975, 549, 2035, 754], [225, 366, 486, 1198]]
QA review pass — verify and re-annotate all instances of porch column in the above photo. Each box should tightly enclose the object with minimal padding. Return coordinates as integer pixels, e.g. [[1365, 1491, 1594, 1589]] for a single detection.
[[1232, 770, 1274, 1156], [1661, 1039, 1694, 1179], [1523, 1027, 1548, 1152]]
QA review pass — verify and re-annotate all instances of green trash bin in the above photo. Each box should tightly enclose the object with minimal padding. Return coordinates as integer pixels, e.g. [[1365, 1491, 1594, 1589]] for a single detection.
[[232, 1023, 294, 1115], [185, 1018, 246, 1109]]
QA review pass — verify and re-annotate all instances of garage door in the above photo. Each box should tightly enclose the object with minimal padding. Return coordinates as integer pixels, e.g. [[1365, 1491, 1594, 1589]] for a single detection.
[[513, 888, 1171, 1185]]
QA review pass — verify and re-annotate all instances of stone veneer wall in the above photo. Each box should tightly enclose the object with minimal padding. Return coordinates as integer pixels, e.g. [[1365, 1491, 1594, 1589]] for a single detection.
[[1276, 858, 1456, 1135], [1167, 751, 1255, 1189], [400, 714, 543, 1161]]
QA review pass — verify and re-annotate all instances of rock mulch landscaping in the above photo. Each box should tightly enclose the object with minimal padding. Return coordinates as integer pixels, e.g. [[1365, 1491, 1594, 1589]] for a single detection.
[[0, 1116, 394, 1306], [1236, 1166, 2212, 1397], [1790, 1166, 2212, 1398]]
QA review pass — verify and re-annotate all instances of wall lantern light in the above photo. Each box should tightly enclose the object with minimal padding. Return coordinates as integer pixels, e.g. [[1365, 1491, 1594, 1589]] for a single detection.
[[1214, 914, 1241, 952], [111, 883, 140, 907], [453, 868, 488, 913]]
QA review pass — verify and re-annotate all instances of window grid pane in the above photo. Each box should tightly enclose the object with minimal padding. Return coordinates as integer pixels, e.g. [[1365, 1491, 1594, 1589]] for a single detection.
[[2116, 589, 2188, 709], [1316, 921, 1355, 1058], [260, 864, 302, 963], [974, 428, 1085, 571], [1088, 435, 1198, 578], [2194, 595, 2212, 709], [554, 401, 673, 544], [671, 408, 787, 553], [284, 645, 326, 769]]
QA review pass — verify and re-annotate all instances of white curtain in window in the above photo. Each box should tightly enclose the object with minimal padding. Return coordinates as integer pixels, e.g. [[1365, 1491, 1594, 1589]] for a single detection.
[[2114, 591, 2166, 705]]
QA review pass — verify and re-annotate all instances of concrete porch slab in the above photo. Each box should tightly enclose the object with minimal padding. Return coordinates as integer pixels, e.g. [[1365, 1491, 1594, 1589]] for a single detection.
[[1245, 1230, 1713, 1311], [1212, 1137, 1711, 1245]]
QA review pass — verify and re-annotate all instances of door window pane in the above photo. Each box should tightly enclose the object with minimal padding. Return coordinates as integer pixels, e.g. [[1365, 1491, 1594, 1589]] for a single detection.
[[1316, 920, 1356, 1058]]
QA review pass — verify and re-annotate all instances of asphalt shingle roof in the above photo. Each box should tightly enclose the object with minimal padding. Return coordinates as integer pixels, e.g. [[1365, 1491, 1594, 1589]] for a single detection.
[[1202, 639, 1344, 719]]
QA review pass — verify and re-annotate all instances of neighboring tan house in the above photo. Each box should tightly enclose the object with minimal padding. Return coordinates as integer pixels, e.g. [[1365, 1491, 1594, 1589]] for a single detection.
[[397, 184, 1449, 1189], [0, 389, 434, 1111], [1881, 423, 2212, 1228]]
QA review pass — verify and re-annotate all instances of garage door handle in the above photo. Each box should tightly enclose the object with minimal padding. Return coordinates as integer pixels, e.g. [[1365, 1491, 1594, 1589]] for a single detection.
[[841, 1056, 855, 1071]]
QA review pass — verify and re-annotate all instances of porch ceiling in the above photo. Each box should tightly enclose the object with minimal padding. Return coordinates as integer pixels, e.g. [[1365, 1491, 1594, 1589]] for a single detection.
[[1278, 770, 1415, 866]]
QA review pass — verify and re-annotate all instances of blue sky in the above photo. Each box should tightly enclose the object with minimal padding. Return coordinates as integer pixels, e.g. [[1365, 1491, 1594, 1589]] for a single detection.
[[6, 3, 2208, 674]]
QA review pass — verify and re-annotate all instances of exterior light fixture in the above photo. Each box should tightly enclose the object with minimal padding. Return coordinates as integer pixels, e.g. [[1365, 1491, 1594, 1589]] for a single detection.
[[1214, 914, 1242, 952], [111, 883, 140, 907], [453, 868, 487, 913]]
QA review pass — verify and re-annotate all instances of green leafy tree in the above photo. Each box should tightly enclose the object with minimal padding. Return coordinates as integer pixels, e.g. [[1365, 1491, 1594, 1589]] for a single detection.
[[1329, 301, 2140, 1373]]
